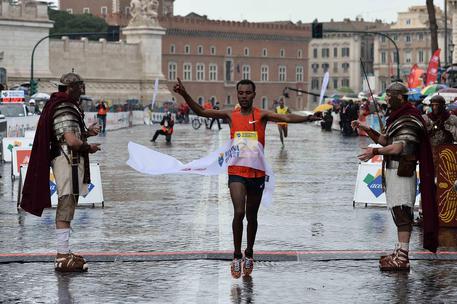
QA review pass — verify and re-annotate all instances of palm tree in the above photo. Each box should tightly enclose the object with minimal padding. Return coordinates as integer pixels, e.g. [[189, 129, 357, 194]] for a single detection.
[[426, 0, 439, 53]]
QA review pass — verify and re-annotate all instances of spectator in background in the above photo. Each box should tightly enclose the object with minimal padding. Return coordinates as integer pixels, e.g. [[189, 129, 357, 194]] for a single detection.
[[151, 112, 174, 143], [209, 101, 222, 130], [96, 100, 108, 135]]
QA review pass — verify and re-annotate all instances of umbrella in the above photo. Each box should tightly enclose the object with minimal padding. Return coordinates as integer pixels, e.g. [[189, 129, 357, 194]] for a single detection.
[[422, 88, 457, 104], [313, 104, 333, 112], [447, 102, 457, 111], [408, 88, 422, 101], [421, 84, 448, 96], [31, 92, 50, 101]]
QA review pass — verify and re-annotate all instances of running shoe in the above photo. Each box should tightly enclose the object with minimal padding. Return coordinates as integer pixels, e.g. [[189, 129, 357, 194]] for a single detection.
[[242, 257, 254, 276], [231, 258, 242, 279]]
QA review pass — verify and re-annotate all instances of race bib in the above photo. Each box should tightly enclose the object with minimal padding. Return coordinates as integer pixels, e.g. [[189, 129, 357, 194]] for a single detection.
[[233, 131, 259, 158]]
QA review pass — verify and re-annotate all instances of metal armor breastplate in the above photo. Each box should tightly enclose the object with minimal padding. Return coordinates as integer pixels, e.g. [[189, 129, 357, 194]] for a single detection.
[[51, 102, 84, 160], [384, 115, 423, 169]]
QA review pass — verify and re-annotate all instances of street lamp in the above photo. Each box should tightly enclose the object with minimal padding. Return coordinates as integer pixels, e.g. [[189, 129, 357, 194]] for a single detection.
[[450, 43, 455, 65], [30, 30, 119, 96]]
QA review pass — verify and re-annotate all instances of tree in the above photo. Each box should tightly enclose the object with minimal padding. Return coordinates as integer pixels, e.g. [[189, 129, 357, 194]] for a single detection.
[[48, 8, 109, 41], [426, 0, 439, 53]]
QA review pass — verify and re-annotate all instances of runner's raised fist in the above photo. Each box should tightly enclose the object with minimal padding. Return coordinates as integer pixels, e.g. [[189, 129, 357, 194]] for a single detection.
[[173, 78, 187, 96]]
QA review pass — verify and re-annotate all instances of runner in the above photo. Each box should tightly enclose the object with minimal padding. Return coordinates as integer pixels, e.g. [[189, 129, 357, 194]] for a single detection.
[[173, 78, 321, 278], [274, 96, 291, 146]]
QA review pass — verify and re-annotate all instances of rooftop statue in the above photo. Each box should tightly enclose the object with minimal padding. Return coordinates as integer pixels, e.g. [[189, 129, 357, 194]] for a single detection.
[[129, 0, 159, 27]]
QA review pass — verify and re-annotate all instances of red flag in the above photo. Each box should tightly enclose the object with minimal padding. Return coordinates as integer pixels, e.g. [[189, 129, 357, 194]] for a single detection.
[[407, 64, 424, 88], [425, 49, 441, 85]]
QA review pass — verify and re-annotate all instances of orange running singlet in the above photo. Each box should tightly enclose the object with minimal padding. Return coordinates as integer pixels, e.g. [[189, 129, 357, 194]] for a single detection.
[[228, 107, 266, 178]]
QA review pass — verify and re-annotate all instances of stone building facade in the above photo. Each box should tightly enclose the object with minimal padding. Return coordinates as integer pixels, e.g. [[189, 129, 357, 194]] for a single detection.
[[160, 15, 311, 110], [0, 0, 53, 83], [373, 5, 450, 92], [308, 19, 388, 103], [60, 0, 174, 26]]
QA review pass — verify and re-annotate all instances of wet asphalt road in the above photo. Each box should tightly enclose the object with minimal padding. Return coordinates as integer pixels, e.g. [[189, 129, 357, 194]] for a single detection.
[[1, 122, 457, 303]]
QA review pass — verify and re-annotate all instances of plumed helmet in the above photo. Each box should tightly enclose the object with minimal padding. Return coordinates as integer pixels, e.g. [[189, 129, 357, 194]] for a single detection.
[[430, 94, 446, 105], [58, 72, 84, 86], [386, 81, 408, 95]]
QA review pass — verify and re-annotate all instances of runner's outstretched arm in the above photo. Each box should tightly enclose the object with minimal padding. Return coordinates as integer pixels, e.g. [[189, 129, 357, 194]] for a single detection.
[[263, 111, 321, 123], [173, 78, 230, 120]]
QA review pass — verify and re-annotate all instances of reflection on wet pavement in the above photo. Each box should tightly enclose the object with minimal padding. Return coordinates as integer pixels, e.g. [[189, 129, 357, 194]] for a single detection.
[[2, 123, 457, 302]]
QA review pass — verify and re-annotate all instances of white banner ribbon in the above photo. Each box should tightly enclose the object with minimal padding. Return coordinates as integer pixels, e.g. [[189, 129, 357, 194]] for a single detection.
[[127, 140, 275, 207]]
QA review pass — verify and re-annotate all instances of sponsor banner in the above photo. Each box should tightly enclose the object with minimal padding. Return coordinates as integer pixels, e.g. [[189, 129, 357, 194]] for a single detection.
[[1, 90, 25, 102], [2, 137, 34, 162], [12, 147, 32, 177], [353, 162, 420, 205], [19, 163, 104, 206]]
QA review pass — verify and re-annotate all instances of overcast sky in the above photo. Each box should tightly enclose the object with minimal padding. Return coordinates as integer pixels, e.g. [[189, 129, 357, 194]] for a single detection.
[[173, 0, 443, 23]]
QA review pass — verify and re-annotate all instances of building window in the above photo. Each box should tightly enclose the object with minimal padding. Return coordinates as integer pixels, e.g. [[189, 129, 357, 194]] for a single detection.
[[342, 62, 349, 72], [101, 6, 108, 15], [83, 7, 90, 14], [278, 65, 287, 81], [196, 63, 205, 81], [170, 44, 175, 54], [297, 49, 303, 58], [392, 52, 398, 64], [322, 63, 329, 72], [225, 60, 233, 81], [333, 47, 338, 57], [260, 65, 269, 81], [333, 62, 338, 73], [244, 47, 249, 56], [333, 78, 338, 89], [405, 51, 412, 63], [242, 65, 251, 79], [226, 95, 232, 105], [418, 49, 424, 63], [341, 78, 350, 87], [210, 46, 216, 55], [227, 47, 232, 56], [184, 45, 191, 54], [262, 48, 268, 57], [342, 47, 350, 57], [66, 8, 73, 14], [280, 48, 285, 57], [209, 64, 217, 81], [311, 78, 319, 90], [197, 45, 204, 55], [311, 63, 319, 73], [381, 51, 386, 64], [393, 34, 398, 41], [296, 65, 304, 82], [381, 36, 386, 43], [406, 19, 411, 25], [313, 48, 318, 58], [418, 33, 424, 40], [183, 63, 192, 80], [168, 62, 177, 81], [322, 48, 329, 58], [261, 97, 268, 109], [405, 35, 411, 43]]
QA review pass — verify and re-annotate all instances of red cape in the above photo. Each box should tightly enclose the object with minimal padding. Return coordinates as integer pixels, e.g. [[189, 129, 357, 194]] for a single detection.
[[387, 102, 439, 252], [20, 92, 77, 217]]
